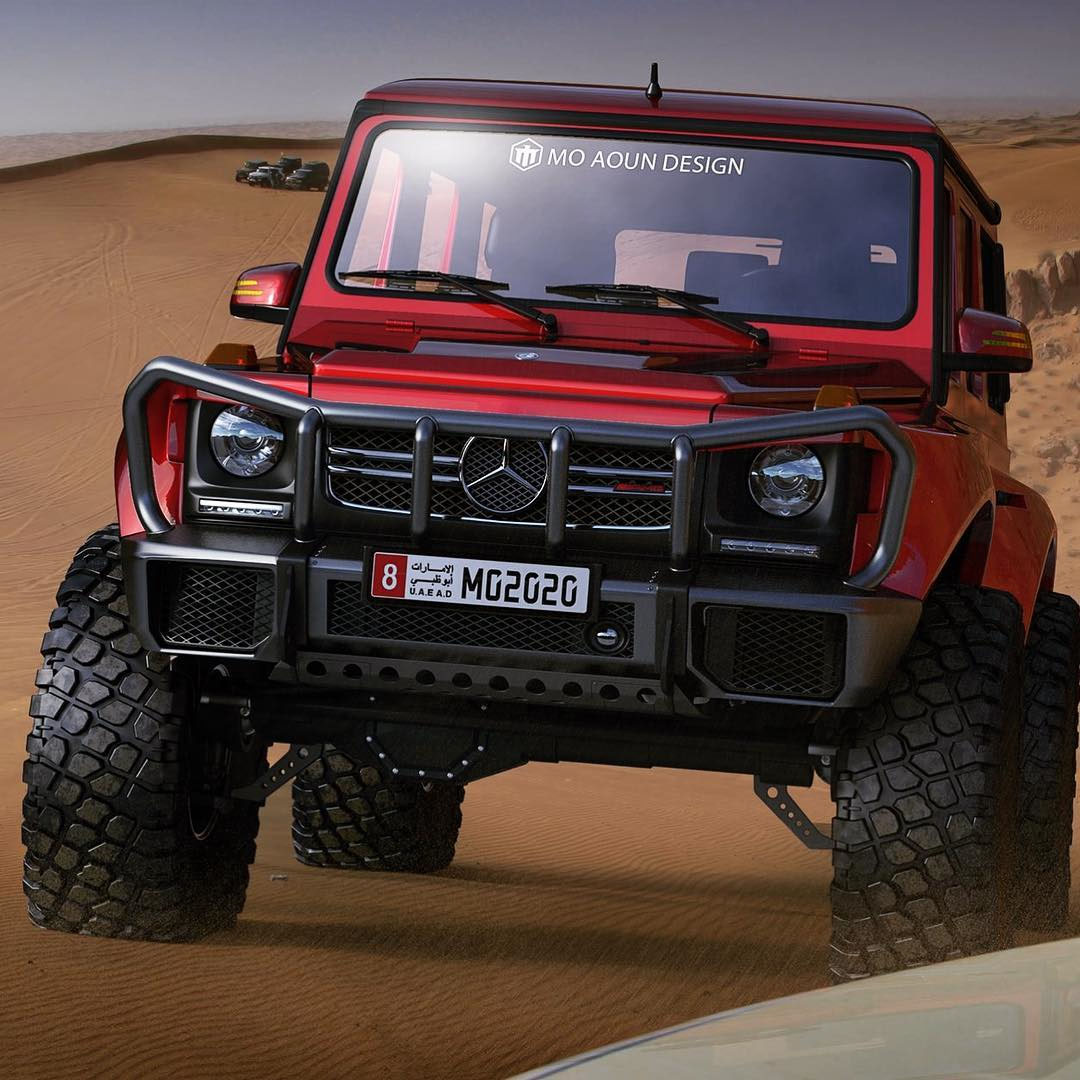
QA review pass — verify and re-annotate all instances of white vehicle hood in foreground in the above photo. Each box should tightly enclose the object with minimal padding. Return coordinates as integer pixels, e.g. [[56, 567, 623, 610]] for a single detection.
[[516, 938, 1080, 1079]]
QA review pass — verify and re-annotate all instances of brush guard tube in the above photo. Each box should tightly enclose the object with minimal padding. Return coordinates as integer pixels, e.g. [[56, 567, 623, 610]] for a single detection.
[[122, 355, 915, 590]]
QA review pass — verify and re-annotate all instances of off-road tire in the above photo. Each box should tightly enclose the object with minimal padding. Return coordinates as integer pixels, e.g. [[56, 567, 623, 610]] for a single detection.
[[292, 746, 464, 872], [829, 584, 1023, 980], [22, 525, 263, 940], [1015, 591, 1080, 931]]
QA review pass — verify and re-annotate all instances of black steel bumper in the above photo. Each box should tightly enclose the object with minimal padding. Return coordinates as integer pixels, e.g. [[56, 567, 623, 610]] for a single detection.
[[123, 522, 921, 713], [121, 356, 921, 715]]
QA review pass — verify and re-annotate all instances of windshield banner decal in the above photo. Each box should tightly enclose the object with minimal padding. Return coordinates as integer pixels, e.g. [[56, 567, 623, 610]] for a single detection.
[[508, 138, 745, 176]]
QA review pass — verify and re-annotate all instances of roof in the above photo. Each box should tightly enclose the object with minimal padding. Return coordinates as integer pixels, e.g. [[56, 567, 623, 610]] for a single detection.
[[364, 78, 942, 135], [362, 78, 1000, 223]]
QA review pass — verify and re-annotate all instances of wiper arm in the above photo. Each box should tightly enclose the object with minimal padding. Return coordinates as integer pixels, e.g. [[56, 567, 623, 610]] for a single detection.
[[341, 269, 558, 341], [545, 282, 768, 347]]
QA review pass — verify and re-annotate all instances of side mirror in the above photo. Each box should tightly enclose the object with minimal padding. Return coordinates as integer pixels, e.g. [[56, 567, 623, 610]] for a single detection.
[[942, 308, 1034, 374], [229, 263, 301, 324]]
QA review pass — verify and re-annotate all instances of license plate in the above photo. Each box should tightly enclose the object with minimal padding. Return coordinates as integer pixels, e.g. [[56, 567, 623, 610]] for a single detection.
[[370, 552, 590, 614]]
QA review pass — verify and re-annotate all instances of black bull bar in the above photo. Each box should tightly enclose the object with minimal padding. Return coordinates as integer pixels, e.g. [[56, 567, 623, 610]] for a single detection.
[[123, 355, 916, 590]]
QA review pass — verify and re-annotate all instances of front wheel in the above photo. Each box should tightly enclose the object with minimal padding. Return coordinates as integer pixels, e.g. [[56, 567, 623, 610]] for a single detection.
[[829, 585, 1023, 980], [1015, 592, 1079, 930], [22, 525, 265, 939], [292, 746, 464, 872]]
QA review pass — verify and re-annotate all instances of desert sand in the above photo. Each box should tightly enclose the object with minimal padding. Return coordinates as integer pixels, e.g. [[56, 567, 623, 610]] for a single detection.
[[0, 123, 1078, 1079]]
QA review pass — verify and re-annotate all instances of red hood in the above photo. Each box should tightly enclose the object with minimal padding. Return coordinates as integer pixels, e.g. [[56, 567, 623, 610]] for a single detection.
[[308, 342, 929, 425]]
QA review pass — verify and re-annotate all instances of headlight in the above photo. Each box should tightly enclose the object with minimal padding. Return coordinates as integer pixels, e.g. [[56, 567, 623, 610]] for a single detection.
[[210, 406, 284, 477], [748, 444, 824, 517]]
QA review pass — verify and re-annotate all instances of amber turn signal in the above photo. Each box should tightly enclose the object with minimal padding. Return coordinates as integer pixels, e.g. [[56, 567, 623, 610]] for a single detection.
[[204, 342, 258, 368], [813, 385, 861, 409]]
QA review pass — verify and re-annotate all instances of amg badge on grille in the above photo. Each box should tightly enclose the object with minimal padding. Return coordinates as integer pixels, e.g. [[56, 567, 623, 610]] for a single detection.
[[459, 436, 548, 516]]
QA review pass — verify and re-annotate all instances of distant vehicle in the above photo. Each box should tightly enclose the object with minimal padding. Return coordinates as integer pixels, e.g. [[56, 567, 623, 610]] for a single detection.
[[234, 159, 268, 182], [246, 165, 286, 189], [284, 161, 330, 191], [274, 155, 303, 176]]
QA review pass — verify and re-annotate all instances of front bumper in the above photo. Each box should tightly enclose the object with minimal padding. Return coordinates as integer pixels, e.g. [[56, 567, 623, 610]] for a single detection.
[[123, 524, 921, 714]]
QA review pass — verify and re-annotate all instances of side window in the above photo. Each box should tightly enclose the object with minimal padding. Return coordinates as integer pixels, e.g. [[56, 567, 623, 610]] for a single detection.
[[956, 210, 983, 397], [981, 230, 1010, 413], [980, 230, 1007, 314], [957, 210, 975, 310], [943, 189, 962, 385]]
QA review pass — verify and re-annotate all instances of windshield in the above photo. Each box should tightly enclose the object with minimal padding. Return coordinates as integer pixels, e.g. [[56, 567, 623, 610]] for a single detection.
[[335, 128, 916, 326]]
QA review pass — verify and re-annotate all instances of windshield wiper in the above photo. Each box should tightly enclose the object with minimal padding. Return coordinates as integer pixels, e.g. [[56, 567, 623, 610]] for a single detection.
[[545, 283, 768, 348], [341, 270, 558, 341]]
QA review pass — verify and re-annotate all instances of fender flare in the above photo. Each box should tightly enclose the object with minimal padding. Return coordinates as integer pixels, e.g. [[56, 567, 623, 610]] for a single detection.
[[979, 482, 1058, 628]]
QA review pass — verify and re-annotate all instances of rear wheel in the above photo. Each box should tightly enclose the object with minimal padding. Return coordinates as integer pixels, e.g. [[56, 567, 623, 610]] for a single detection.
[[829, 585, 1022, 980], [1015, 591, 1079, 931], [292, 746, 464, 872], [22, 525, 265, 939]]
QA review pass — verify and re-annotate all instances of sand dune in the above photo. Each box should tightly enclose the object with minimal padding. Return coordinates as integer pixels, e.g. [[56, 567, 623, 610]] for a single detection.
[[0, 122, 345, 170], [943, 110, 1080, 147], [0, 133, 342, 185], [0, 127, 1078, 1079], [961, 143, 1080, 268]]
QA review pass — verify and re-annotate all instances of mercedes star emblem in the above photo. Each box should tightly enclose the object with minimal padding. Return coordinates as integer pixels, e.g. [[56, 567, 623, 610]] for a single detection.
[[459, 436, 549, 515]]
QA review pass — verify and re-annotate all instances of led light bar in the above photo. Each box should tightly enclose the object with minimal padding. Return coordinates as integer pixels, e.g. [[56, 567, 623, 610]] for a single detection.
[[197, 497, 287, 520], [720, 538, 821, 560]]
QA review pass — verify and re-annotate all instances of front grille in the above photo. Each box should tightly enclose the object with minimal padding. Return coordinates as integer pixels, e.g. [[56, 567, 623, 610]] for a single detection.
[[326, 426, 672, 531], [327, 581, 635, 657], [566, 492, 672, 529], [156, 563, 275, 650], [703, 606, 845, 700]]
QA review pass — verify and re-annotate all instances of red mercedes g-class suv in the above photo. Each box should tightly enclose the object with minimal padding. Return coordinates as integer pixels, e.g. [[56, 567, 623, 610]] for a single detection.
[[23, 75, 1078, 981]]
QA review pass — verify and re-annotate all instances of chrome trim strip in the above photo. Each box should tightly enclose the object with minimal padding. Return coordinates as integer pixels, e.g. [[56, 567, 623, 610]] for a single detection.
[[567, 464, 673, 479], [327, 445, 460, 466], [327, 463, 460, 483], [566, 483, 671, 498]]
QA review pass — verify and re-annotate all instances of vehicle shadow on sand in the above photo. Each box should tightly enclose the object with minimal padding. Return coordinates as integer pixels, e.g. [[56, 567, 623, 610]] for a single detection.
[[440, 861, 830, 908], [218, 910, 824, 976]]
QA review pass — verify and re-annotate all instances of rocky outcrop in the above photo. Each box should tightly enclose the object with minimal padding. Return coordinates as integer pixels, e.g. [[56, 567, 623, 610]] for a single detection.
[[1008, 251, 1080, 322], [1035, 431, 1080, 477]]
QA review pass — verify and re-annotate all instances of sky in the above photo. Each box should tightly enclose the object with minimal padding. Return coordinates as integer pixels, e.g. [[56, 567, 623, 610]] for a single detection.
[[2, 0, 1079, 135]]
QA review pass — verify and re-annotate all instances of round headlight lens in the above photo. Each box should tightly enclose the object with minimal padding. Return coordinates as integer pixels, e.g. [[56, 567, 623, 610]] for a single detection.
[[748, 444, 825, 517], [210, 406, 284, 477]]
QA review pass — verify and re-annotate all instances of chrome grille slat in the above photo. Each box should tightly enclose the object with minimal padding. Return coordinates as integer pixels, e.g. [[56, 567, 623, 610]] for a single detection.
[[327, 446, 412, 461], [568, 464, 672, 479], [567, 483, 672, 498], [327, 463, 460, 483], [328, 446, 461, 466], [325, 425, 674, 530]]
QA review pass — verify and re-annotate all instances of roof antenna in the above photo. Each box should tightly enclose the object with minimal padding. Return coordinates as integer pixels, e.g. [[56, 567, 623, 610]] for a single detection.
[[645, 61, 663, 106]]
